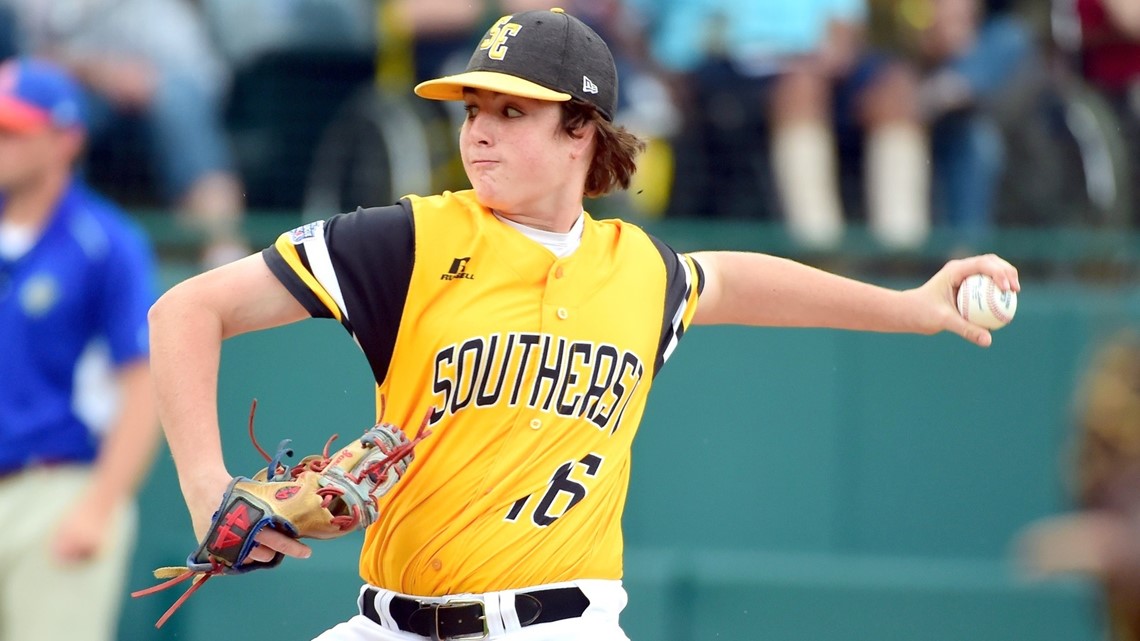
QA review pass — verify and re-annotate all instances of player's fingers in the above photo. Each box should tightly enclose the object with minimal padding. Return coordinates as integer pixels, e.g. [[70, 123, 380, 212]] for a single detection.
[[946, 312, 993, 348], [949, 254, 1020, 292], [250, 529, 311, 562], [244, 542, 275, 564]]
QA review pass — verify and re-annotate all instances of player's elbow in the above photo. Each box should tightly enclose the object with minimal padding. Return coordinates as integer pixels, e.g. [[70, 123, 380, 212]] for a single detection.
[[148, 281, 187, 329], [148, 277, 221, 340]]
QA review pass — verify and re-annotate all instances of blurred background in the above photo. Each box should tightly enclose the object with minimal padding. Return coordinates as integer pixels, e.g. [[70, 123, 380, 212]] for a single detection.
[[5, 0, 1139, 638]]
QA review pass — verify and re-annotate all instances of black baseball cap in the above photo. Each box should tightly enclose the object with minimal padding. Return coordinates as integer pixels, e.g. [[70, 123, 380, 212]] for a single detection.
[[414, 8, 618, 121]]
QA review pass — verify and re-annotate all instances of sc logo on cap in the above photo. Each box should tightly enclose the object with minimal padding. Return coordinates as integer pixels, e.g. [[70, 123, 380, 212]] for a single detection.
[[480, 15, 522, 61]]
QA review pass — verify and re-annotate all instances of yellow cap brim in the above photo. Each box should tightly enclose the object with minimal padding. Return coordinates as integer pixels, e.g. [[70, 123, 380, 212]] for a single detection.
[[414, 71, 571, 103]]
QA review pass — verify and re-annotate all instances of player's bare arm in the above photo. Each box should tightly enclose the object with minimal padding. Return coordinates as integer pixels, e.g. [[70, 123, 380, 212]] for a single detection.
[[690, 251, 1019, 347], [148, 254, 312, 561]]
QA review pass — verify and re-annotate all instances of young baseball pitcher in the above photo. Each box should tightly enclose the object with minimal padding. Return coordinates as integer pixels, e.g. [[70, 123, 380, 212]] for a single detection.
[[146, 8, 1021, 640]]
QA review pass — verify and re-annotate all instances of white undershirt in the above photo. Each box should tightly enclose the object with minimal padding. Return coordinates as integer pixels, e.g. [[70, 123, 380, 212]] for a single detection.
[[0, 221, 37, 261], [493, 211, 584, 258]]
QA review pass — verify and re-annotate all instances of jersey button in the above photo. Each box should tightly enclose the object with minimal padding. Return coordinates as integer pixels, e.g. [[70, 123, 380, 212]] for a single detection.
[[431, 559, 443, 571], [554, 266, 564, 279], [556, 307, 569, 320], [529, 418, 542, 430]]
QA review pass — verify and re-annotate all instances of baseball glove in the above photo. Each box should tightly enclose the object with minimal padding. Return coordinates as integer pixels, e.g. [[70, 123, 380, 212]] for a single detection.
[[1019, 332, 1140, 641], [132, 399, 431, 628]]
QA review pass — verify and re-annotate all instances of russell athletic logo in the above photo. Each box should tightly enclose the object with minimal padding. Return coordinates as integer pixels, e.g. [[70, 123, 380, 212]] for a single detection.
[[441, 257, 475, 281]]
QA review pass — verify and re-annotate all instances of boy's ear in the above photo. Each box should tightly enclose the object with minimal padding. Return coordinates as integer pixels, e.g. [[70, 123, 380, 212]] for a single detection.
[[568, 121, 596, 159]]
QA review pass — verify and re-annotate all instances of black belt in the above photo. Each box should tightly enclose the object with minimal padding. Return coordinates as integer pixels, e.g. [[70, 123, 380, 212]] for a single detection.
[[362, 586, 590, 640]]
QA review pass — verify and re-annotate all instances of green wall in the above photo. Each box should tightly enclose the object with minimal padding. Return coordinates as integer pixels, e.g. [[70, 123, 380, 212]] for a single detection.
[[119, 275, 1131, 640]]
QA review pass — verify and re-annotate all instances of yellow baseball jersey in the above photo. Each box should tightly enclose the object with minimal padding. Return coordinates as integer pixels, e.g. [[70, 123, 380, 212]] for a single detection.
[[263, 190, 703, 596]]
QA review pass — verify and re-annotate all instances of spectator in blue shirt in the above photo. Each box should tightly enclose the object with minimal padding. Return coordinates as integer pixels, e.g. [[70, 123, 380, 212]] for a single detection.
[[0, 57, 160, 641]]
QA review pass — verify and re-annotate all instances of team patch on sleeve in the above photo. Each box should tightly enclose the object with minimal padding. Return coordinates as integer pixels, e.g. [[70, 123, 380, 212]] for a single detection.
[[289, 221, 322, 244], [265, 224, 346, 323]]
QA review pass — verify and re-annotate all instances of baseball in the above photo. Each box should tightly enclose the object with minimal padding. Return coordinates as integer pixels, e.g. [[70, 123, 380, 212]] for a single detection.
[[956, 274, 1017, 330]]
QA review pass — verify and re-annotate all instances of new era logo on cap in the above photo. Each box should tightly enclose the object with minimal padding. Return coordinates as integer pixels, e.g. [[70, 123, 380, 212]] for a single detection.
[[413, 9, 618, 121]]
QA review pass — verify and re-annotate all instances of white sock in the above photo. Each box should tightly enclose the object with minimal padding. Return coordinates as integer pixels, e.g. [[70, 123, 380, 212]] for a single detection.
[[865, 123, 931, 250], [772, 122, 844, 249]]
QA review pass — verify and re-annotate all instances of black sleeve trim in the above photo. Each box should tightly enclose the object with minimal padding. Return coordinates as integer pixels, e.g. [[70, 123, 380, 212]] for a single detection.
[[648, 233, 692, 379], [324, 200, 415, 384], [261, 246, 335, 319]]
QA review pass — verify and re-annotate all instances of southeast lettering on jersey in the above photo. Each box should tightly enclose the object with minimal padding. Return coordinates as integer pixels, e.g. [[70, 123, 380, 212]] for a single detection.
[[430, 332, 644, 433]]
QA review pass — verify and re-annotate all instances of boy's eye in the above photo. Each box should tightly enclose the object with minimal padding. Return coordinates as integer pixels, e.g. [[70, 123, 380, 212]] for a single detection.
[[505, 106, 523, 118], [463, 104, 478, 118]]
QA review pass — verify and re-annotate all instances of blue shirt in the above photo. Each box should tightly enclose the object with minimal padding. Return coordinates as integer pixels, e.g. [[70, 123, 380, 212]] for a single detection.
[[0, 179, 156, 471], [629, 0, 867, 72]]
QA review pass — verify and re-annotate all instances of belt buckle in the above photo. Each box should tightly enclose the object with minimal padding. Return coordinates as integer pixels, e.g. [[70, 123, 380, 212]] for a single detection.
[[436, 599, 488, 640]]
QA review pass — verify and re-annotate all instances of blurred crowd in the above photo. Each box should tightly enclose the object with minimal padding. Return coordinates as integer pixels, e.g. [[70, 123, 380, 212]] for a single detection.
[[0, 0, 1138, 257]]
